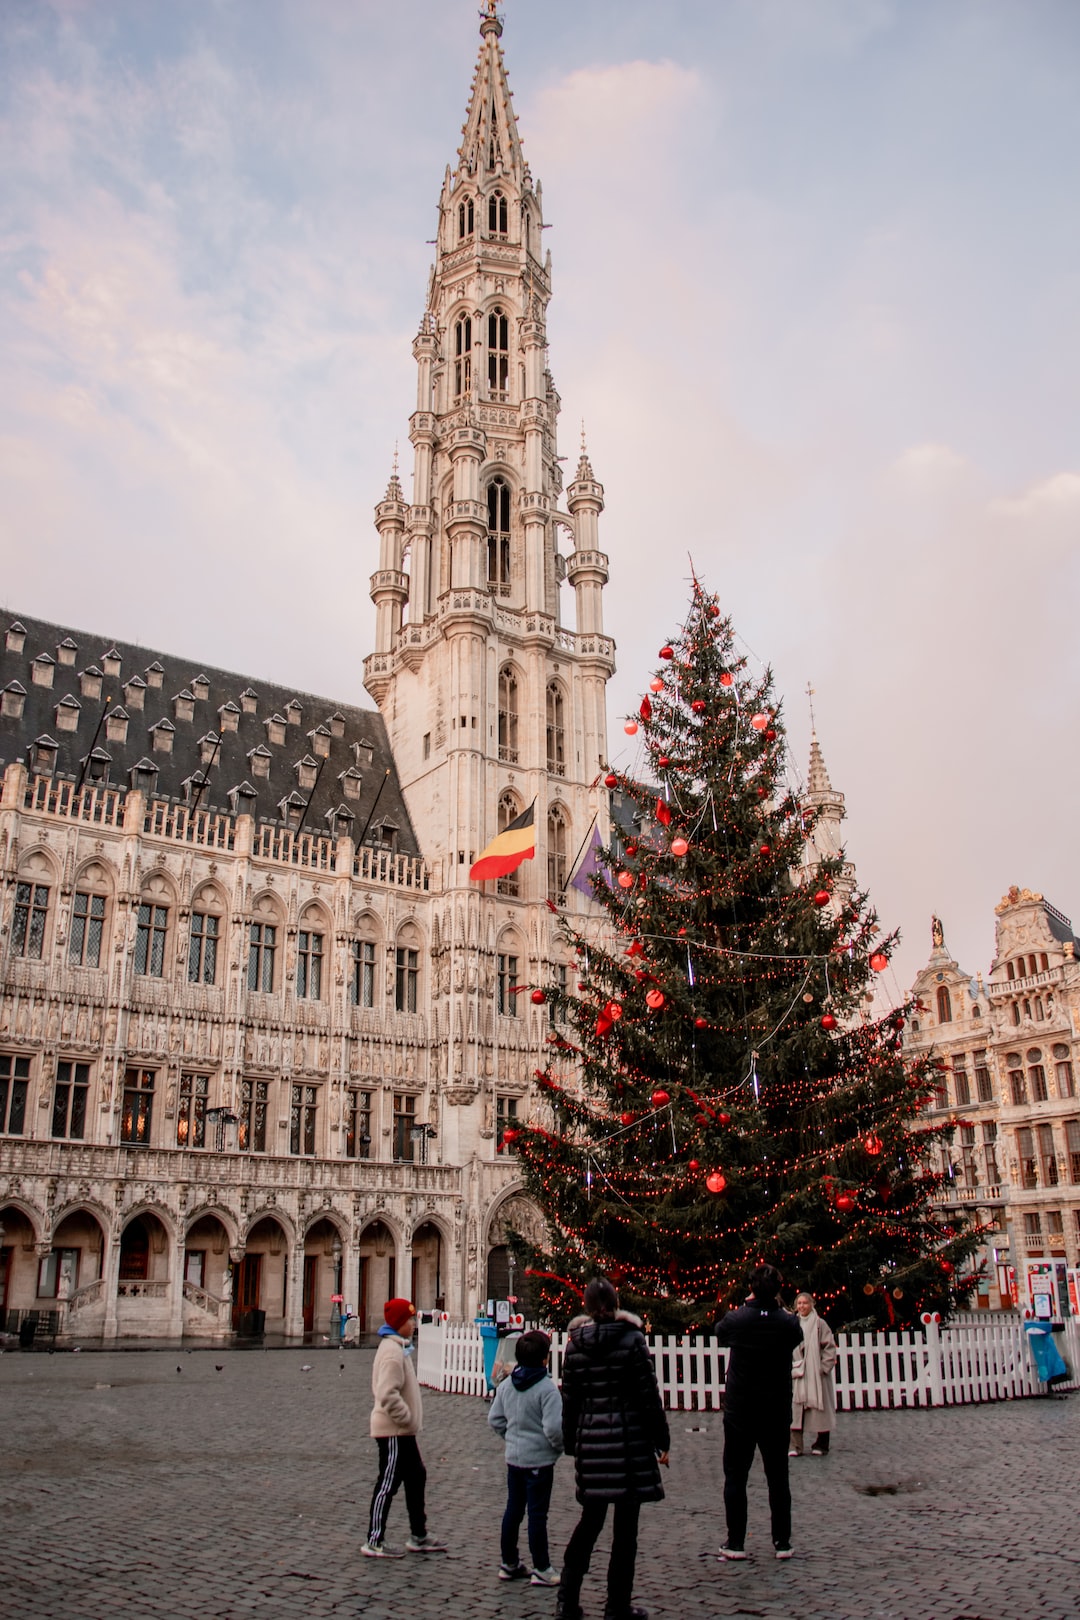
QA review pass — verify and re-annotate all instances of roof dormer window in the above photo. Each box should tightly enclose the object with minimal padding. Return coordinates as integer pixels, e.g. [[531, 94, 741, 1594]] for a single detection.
[[130, 756, 160, 792], [191, 674, 210, 701], [2, 681, 26, 720], [57, 637, 78, 667], [173, 690, 195, 722], [248, 744, 272, 780], [182, 770, 209, 805], [5, 622, 26, 654], [278, 790, 305, 829], [240, 687, 258, 715], [124, 675, 146, 712], [325, 802, 356, 838], [353, 739, 375, 768], [84, 747, 111, 784], [79, 666, 103, 700], [145, 661, 164, 690], [339, 766, 362, 801], [228, 780, 258, 815], [199, 731, 221, 767], [266, 713, 287, 747], [309, 724, 331, 760], [105, 707, 129, 744], [218, 700, 240, 734], [55, 694, 81, 733], [101, 648, 122, 678], [295, 755, 319, 791], [32, 653, 55, 689], [285, 699, 303, 726], [150, 718, 175, 755], [328, 712, 345, 739], [31, 734, 58, 776]]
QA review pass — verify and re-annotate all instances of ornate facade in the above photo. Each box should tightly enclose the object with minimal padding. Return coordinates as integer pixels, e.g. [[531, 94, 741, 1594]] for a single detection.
[[905, 892, 1080, 1313], [0, 6, 612, 1342]]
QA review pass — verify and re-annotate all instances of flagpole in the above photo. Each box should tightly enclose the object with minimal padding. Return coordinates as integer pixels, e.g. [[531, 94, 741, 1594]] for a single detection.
[[565, 814, 598, 886]]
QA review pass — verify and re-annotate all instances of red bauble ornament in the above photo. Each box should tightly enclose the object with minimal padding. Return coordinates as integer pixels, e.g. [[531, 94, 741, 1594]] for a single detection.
[[836, 1193, 855, 1213], [658, 756, 670, 768], [650, 1089, 671, 1108], [617, 871, 634, 889], [624, 720, 638, 736], [707, 603, 720, 618], [751, 712, 769, 731], [870, 951, 888, 973], [604, 772, 618, 788], [717, 1112, 731, 1126], [941, 1259, 954, 1274], [620, 1112, 635, 1126], [719, 671, 733, 687], [864, 1132, 883, 1155], [645, 988, 665, 1011], [639, 696, 652, 722], [659, 645, 674, 660], [688, 1159, 700, 1172], [577, 982, 588, 991], [821, 1013, 838, 1031], [671, 837, 689, 857], [813, 889, 831, 907], [765, 728, 776, 741], [759, 844, 771, 856], [706, 1171, 727, 1194], [694, 1016, 709, 1030], [530, 989, 546, 1005], [502, 1128, 520, 1145], [691, 699, 706, 714], [650, 677, 664, 693]]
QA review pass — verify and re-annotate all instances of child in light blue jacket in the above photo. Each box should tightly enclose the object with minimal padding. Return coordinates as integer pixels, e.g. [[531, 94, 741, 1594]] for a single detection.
[[488, 1329, 564, 1585]]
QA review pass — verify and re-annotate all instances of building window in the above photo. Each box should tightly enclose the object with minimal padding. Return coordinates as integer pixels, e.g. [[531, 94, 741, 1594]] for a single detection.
[[297, 930, 324, 1000], [1064, 1119, 1080, 1184], [496, 792, 522, 899], [496, 1094, 519, 1153], [454, 315, 472, 399], [248, 923, 277, 992], [1023, 1211, 1042, 1238], [497, 953, 519, 1016], [52, 1060, 90, 1139], [345, 1090, 372, 1160], [1027, 1049, 1048, 1102], [176, 1073, 209, 1148], [1017, 1126, 1038, 1189], [487, 478, 511, 593], [487, 306, 509, 397], [1047, 1210, 1065, 1247], [936, 986, 952, 1023], [1054, 1044, 1075, 1099], [188, 912, 219, 985], [551, 962, 568, 1024], [547, 804, 569, 902], [952, 1059, 970, 1106], [546, 683, 565, 776], [458, 194, 474, 239], [134, 903, 168, 977], [1038, 1122, 1059, 1186], [290, 1084, 317, 1155], [121, 1067, 155, 1145], [349, 940, 376, 1008], [959, 1122, 978, 1185], [69, 891, 106, 968], [11, 882, 49, 959], [37, 1248, 79, 1299], [0, 1054, 30, 1135], [238, 1079, 268, 1153], [498, 666, 519, 764], [395, 947, 419, 1013], [488, 189, 508, 235], [982, 1120, 999, 1184], [393, 1093, 416, 1162], [1007, 1053, 1027, 1106], [974, 1050, 994, 1103]]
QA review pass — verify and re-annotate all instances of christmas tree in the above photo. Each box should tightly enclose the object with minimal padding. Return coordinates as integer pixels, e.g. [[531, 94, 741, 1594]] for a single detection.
[[511, 579, 982, 1332]]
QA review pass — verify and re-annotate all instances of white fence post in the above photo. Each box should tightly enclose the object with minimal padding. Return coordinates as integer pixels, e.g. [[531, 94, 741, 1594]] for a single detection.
[[920, 1311, 944, 1406]]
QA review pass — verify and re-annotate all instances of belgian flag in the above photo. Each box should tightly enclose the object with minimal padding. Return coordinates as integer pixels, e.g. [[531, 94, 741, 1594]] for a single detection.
[[469, 801, 536, 882]]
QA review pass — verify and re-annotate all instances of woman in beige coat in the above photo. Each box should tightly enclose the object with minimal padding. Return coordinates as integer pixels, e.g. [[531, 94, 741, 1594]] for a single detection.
[[789, 1292, 838, 1456]]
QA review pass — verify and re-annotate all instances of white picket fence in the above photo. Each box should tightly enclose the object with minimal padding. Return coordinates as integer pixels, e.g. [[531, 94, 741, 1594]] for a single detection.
[[415, 1312, 1080, 1411]]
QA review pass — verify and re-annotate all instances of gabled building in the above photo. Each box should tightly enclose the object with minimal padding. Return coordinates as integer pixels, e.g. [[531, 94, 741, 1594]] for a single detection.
[[0, 5, 613, 1343]]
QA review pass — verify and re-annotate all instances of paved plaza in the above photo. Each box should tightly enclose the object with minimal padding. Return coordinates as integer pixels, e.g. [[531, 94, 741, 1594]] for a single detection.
[[2, 1341, 1078, 1620]]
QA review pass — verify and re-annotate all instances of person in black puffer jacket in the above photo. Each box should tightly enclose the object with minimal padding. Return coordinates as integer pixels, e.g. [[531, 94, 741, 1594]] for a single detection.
[[557, 1277, 671, 1620]]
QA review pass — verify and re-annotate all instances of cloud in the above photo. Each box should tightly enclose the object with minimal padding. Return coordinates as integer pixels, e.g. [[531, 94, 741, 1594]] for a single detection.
[[991, 471, 1080, 521]]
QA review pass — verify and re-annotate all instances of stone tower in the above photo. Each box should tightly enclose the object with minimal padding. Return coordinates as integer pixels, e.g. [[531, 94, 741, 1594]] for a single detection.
[[363, 4, 616, 1163]]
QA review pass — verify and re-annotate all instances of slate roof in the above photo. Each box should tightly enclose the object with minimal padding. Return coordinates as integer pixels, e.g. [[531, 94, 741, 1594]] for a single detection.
[[0, 613, 420, 856]]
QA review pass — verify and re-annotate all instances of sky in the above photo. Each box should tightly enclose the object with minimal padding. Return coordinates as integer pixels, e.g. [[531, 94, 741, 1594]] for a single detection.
[[2, 0, 1078, 998]]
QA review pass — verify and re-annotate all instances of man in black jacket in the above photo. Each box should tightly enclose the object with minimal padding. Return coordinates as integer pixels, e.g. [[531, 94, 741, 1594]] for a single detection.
[[557, 1277, 671, 1620], [714, 1263, 803, 1560]]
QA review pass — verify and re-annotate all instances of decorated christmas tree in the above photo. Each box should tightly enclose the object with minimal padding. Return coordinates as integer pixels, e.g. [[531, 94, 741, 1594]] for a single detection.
[[511, 578, 981, 1331]]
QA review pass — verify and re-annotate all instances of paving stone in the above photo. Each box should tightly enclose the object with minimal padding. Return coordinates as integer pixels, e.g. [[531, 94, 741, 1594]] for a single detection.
[[2, 1344, 1078, 1619]]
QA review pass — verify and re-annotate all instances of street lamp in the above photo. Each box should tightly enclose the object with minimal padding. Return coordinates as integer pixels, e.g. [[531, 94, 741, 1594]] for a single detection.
[[330, 1235, 343, 1342], [409, 1123, 438, 1165], [205, 1107, 239, 1152]]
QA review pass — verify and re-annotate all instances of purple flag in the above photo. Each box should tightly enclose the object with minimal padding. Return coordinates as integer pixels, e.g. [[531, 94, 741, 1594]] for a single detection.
[[570, 824, 609, 900]]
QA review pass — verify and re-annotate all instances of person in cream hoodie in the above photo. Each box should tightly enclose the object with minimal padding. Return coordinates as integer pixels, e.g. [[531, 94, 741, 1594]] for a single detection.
[[362, 1298, 447, 1558]]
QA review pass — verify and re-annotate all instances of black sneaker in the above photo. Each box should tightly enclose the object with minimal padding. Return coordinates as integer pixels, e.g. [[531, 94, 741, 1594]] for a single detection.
[[719, 1543, 747, 1560], [603, 1607, 648, 1620], [774, 1543, 793, 1560], [499, 1562, 529, 1581]]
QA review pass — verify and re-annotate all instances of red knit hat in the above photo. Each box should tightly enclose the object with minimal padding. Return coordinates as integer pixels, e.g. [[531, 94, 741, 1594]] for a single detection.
[[384, 1298, 416, 1332]]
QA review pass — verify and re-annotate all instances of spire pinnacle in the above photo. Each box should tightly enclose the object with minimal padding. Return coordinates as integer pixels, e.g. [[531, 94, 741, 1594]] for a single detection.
[[807, 730, 832, 796], [457, 0, 523, 181]]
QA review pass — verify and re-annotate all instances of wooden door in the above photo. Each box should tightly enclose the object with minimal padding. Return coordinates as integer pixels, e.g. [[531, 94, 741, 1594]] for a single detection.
[[232, 1254, 262, 1332], [303, 1255, 317, 1334]]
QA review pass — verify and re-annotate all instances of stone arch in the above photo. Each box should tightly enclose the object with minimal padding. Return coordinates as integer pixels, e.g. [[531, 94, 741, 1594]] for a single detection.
[[0, 1200, 44, 1320], [190, 876, 229, 919], [17, 843, 61, 884], [234, 1212, 292, 1336], [184, 1204, 239, 1249], [484, 1188, 546, 1308], [356, 1216, 401, 1333], [72, 854, 118, 897], [301, 1214, 347, 1336], [48, 1205, 107, 1300], [241, 1207, 296, 1250], [118, 1207, 173, 1288], [410, 1215, 452, 1312], [138, 867, 178, 907]]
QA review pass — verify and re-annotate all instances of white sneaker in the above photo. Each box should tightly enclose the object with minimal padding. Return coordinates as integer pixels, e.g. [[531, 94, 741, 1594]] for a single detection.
[[362, 1542, 405, 1559], [530, 1567, 561, 1586], [406, 1532, 447, 1552]]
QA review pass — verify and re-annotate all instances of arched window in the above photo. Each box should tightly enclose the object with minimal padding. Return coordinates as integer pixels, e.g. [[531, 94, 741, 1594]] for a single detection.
[[936, 986, 952, 1024], [547, 805, 569, 902], [498, 666, 519, 764], [1027, 1047, 1048, 1102], [487, 477, 511, 594], [496, 792, 522, 898], [488, 189, 508, 236], [546, 683, 565, 777], [457, 195, 474, 240], [487, 306, 509, 399], [454, 315, 472, 399]]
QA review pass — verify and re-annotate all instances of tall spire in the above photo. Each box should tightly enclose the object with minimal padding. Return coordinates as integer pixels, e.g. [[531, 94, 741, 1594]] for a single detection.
[[457, 4, 526, 188]]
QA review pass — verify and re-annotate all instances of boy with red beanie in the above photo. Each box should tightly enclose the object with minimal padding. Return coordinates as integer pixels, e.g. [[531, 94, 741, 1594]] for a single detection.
[[362, 1298, 446, 1558]]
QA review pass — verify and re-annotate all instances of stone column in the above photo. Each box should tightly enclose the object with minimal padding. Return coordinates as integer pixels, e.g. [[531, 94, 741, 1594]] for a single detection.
[[101, 1224, 123, 1343]]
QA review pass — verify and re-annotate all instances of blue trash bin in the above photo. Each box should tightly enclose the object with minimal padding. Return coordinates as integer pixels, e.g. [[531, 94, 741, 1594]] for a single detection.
[[478, 1320, 500, 1389]]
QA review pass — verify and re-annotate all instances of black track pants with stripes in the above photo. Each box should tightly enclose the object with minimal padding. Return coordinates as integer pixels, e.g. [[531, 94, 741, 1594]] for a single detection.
[[368, 1435, 427, 1545]]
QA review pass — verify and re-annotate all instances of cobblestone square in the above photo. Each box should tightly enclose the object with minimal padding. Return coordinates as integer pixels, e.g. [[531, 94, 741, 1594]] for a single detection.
[[2, 1344, 1078, 1620]]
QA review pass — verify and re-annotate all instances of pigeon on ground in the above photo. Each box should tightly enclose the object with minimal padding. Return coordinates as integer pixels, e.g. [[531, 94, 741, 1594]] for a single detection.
[[215, 1364, 224, 1372], [300, 1363, 313, 1372]]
